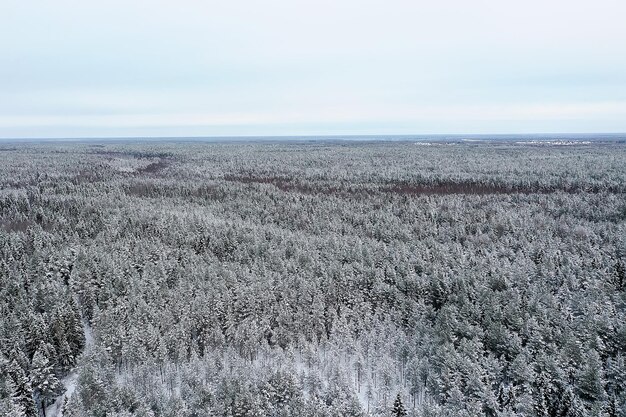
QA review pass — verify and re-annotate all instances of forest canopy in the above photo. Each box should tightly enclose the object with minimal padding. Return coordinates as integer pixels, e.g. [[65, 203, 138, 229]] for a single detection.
[[0, 140, 625, 417]]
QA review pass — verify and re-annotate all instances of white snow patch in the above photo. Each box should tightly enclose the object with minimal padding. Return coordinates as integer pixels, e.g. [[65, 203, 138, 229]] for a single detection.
[[515, 140, 592, 145], [107, 157, 154, 173], [45, 372, 78, 417], [83, 319, 94, 349]]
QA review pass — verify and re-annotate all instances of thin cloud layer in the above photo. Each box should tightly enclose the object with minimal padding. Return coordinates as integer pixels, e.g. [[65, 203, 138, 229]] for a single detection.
[[1, 0, 625, 137]]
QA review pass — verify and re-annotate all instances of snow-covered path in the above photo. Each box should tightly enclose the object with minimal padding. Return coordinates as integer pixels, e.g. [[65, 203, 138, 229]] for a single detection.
[[44, 371, 78, 417]]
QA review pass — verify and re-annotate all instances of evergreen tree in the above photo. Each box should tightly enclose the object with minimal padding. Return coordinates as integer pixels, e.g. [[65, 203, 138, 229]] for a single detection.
[[6, 357, 37, 417], [392, 393, 407, 417], [575, 349, 607, 404], [30, 343, 62, 411], [0, 377, 27, 417]]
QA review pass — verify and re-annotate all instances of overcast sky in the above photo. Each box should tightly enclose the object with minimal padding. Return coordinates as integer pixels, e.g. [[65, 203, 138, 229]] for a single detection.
[[1, 0, 626, 138]]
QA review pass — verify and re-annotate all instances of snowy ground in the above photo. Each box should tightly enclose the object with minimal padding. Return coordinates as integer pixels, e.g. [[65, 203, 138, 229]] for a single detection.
[[45, 372, 78, 417]]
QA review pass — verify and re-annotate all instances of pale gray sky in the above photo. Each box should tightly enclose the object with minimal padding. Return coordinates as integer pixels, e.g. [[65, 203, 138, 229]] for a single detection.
[[1, 0, 626, 138]]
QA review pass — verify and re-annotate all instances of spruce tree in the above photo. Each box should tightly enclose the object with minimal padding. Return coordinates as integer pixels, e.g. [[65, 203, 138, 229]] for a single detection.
[[392, 393, 407, 417]]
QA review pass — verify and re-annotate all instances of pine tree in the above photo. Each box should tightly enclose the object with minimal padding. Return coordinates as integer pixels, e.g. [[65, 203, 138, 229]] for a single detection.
[[392, 393, 407, 417], [30, 343, 62, 411], [0, 377, 27, 417], [6, 357, 37, 417], [575, 349, 607, 404]]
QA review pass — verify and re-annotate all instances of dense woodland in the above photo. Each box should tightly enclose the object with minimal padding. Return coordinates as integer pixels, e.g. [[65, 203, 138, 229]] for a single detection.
[[0, 140, 625, 417]]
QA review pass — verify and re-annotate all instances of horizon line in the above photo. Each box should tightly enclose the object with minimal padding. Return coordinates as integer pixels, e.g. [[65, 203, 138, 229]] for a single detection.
[[1, 132, 626, 142]]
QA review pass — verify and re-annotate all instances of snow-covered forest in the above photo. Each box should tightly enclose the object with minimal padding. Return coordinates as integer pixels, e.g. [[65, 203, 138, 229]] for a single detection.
[[0, 140, 625, 417]]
